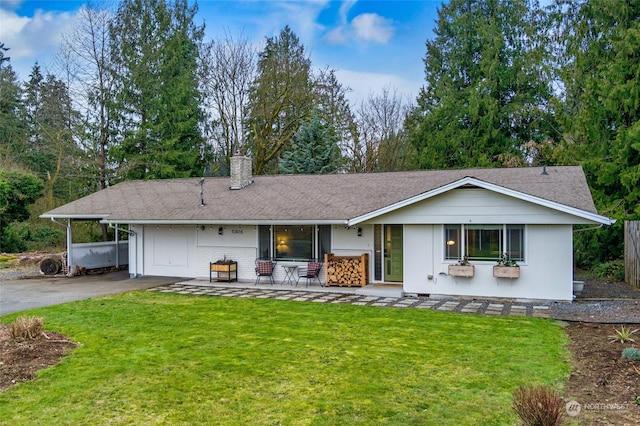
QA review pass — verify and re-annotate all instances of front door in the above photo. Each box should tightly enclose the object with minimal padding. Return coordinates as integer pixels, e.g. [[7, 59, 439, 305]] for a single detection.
[[384, 225, 403, 282]]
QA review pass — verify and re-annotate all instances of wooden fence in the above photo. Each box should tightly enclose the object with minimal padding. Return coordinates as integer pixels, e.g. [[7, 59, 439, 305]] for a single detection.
[[625, 221, 640, 288]]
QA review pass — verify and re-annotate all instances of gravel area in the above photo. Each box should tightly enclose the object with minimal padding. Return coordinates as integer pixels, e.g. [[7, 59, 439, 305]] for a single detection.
[[549, 275, 640, 323]]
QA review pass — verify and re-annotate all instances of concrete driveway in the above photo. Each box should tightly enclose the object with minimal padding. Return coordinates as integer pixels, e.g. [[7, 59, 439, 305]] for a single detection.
[[0, 271, 181, 315]]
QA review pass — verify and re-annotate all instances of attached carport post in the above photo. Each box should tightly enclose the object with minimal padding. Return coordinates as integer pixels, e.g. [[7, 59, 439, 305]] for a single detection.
[[66, 219, 73, 269], [49, 217, 73, 273]]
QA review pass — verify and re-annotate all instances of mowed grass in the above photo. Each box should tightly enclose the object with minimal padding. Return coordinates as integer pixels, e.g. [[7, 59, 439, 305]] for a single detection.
[[0, 291, 570, 425]]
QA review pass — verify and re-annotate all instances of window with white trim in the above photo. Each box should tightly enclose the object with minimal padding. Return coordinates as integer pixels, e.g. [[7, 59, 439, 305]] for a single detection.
[[258, 225, 331, 261], [444, 224, 525, 262]]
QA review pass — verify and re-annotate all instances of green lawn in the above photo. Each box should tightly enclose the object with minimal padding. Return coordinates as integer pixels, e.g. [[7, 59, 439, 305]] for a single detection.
[[0, 291, 570, 425]]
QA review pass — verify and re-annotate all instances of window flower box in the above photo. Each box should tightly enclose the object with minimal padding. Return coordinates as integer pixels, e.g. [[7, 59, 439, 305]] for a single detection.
[[448, 264, 474, 278], [493, 266, 520, 279]]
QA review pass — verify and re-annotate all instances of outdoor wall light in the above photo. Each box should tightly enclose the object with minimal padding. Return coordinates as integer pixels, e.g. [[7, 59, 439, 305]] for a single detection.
[[218, 227, 224, 235], [357, 227, 363, 237], [446, 240, 456, 246]]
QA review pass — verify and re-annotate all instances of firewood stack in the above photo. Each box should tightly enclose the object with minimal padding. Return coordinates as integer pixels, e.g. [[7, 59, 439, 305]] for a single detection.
[[324, 253, 369, 287]]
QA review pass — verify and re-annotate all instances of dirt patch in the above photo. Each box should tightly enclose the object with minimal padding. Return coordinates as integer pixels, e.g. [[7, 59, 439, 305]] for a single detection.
[[0, 324, 77, 391], [563, 322, 640, 425]]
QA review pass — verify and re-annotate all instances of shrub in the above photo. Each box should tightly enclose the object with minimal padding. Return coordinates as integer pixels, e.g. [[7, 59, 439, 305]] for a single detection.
[[513, 384, 565, 426], [0, 222, 28, 253], [9, 316, 44, 341], [592, 259, 625, 283], [608, 326, 638, 344], [24, 225, 65, 251], [622, 347, 640, 361]]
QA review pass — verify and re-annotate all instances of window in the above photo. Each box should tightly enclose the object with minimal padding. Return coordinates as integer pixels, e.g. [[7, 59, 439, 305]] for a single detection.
[[258, 225, 331, 261], [275, 225, 312, 259], [444, 224, 524, 262]]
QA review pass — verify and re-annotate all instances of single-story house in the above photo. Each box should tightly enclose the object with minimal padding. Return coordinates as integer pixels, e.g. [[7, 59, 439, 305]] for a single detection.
[[42, 155, 614, 301]]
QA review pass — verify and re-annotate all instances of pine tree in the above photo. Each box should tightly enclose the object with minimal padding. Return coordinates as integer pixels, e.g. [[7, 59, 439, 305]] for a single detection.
[[407, 0, 556, 169], [108, 0, 206, 180], [279, 111, 342, 174], [551, 0, 640, 266], [0, 56, 27, 165]]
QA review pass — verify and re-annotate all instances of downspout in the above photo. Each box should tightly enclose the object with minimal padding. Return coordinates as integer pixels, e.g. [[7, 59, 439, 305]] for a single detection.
[[573, 224, 604, 233]]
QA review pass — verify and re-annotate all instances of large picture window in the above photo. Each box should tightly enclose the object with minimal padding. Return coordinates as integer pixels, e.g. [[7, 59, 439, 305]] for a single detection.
[[258, 225, 331, 261], [444, 224, 525, 262]]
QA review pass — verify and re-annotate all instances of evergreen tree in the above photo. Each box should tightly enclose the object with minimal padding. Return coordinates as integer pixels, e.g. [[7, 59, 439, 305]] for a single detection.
[[550, 0, 640, 266], [108, 0, 207, 180], [22, 65, 82, 208], [0, 55, 27, 165], [246, 26, 315, 175], [279, 111, 342, 174], [0, 168, 44, 252], [407, 0, 556, 169]]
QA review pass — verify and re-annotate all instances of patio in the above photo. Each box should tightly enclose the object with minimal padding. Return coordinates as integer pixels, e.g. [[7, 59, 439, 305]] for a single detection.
[[150, 280, 553, 318]]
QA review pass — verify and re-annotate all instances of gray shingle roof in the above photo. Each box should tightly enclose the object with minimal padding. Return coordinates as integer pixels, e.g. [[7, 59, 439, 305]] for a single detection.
[[42, 166, 600, 223]]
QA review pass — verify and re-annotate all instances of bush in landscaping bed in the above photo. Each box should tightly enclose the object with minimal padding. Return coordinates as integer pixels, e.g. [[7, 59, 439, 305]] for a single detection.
[[622, 347, 640, 361], [10, 316, 44, 341], [512, 384, 565, 426]]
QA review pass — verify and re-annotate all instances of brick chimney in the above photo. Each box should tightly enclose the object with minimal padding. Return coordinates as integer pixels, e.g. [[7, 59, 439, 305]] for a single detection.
[[230, 153, 253, 190]]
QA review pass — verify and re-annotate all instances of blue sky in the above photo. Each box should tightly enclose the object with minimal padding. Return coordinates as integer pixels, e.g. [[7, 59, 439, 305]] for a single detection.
[[0, 0, 443, 104]]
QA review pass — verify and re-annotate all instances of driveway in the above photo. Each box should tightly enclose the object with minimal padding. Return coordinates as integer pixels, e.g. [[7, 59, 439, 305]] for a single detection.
[[0, 271, 181, 315]]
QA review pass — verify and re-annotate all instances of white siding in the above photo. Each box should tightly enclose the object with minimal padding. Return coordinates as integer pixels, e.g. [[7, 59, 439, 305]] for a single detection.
[[127, 187, 581, 300], [194, 225, 259, 280], [369, 188, 597, 225], [402, 224, 573, 301], [331, 225, 374, 282]]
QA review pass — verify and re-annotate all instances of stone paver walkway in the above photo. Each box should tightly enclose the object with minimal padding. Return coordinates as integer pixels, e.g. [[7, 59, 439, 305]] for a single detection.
[[149, 283, 551, 318]]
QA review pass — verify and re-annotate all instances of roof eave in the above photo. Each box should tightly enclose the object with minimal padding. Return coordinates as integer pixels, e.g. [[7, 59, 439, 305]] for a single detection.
[[346, 177, 616, 226], [103, 219, 346, 226], [40, 213, 110, 220]]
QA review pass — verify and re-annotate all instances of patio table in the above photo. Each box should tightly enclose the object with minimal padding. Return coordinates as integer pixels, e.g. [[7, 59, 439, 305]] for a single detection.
[[281, 265, 298, 286]]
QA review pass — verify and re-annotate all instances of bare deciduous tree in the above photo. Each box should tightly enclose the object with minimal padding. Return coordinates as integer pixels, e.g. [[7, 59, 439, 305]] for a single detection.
[[57, 2, 114, 191], [200, 31, 256, 175], [349, 86, 415, 172]]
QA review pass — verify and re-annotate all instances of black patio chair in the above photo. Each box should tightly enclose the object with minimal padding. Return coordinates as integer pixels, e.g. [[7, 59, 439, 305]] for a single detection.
[[255, 258, 276, 285], [296, 259, 323, 287]]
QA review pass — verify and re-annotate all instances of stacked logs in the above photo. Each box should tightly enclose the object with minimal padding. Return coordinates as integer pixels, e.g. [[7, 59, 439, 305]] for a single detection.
[[325, 253, 369, 287]]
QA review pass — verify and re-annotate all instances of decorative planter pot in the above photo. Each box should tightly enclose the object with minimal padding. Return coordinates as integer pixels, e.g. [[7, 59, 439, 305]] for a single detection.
[[493, 266, 520, 279], [210, 261, 238, 282], [448, 264, 474, 278], [210, 262, 237, 272]]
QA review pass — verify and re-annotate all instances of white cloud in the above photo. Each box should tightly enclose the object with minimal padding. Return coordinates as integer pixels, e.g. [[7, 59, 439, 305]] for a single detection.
[[244, 0, 329, 48], [334, 68, 420, 106], [326, 11, 395, 45], [338, 0, 357, 24], [0, 7, 76, 79], [325, 25, 348, 44], [351, 13, 394, 44]]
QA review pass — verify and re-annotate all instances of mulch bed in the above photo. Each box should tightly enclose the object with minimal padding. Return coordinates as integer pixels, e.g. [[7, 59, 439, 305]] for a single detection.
[[0, 325, 76, 391]]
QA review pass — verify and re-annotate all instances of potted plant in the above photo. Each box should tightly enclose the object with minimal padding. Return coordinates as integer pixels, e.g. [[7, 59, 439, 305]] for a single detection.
[[448, 257, 474, 277], [493, 253, 520, 279]]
